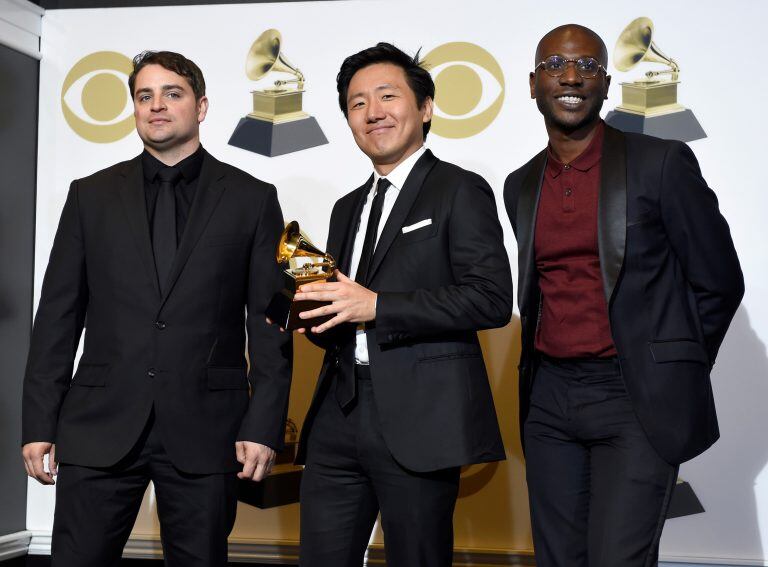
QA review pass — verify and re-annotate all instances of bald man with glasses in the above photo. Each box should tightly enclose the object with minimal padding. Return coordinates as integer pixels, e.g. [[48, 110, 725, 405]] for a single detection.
[[503, 24, 743, 566]]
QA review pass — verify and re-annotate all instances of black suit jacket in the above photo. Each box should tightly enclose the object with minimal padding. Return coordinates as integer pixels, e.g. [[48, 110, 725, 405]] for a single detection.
[[504, 125, 744, 465], [295, 150, 513, 472], [22, 150, 292, 474]]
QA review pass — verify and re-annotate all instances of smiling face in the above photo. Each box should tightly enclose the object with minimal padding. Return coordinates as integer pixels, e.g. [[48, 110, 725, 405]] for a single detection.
[[133, 63, 208, 156], [529, 26, 610, 134], [345, 63, 433, 174]]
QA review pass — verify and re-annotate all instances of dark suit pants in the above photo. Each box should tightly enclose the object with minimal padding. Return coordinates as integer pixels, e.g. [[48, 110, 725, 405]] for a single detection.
[[524, 357, 678, 567], [51, 412, 238, 567], [300, 370, 460, 567]]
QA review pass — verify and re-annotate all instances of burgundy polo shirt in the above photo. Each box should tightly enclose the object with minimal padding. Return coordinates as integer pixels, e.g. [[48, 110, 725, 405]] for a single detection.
[[534, 122, 617, 358]]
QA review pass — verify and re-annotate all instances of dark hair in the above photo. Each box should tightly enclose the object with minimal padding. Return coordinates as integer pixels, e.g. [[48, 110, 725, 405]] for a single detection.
[[337, 42, 434, 139], [128, 51, 206, 100]]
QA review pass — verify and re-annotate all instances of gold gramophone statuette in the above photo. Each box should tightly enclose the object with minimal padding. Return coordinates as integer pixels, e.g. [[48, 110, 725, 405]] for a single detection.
[[605, 16, 706, 142], [228, 29, 328, 157], [265, 221, 336, 331], [246, 29, 308, 124], [614, 17, 683, 116]]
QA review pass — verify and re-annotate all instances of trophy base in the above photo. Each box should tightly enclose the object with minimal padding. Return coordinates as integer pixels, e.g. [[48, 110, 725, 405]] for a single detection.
[[605, 108, 706, 142], [251, 88, 305, 121], [618, 80, 682, 115], [266, 289, 333, 331], [666, 480, 705, 519], [237, 464, 302, 509], [228, 115, 328, 157], [274, 442, 297, 465]]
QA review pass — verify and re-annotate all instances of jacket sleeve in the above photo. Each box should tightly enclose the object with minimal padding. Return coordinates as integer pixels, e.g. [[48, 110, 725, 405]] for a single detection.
[[238, 185, 293, 450], [22, 181, 88, 445], [660, 141, 744, 363], [374, 175, 513, 344], [503, 170, 523, 238]]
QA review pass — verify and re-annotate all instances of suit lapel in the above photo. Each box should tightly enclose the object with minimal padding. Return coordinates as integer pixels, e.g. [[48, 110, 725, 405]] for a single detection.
[[337, 176, 372, 275], [118, 156, 161, 299], [516, 149, 546, 312], [159, 152, 226, 307], [598, 125, 627, 306], [367, 149, 438, 283]]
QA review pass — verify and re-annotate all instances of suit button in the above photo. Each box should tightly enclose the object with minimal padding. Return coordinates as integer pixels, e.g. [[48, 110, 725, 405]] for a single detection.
[[147, 368, 157, 378], [155, 320, 166, 330], [333, 356, 340, 367]]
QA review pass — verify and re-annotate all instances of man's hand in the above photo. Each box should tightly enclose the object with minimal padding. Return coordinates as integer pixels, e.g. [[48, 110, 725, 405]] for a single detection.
[[236, 441, 276, 482], [22, 442, 57, 485], [294, 271, 377, 333]]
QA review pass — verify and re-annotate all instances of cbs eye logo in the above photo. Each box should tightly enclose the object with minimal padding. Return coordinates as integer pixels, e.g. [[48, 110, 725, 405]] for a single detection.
[[423, 42, 505, 139], [61, 51, 135, 144]]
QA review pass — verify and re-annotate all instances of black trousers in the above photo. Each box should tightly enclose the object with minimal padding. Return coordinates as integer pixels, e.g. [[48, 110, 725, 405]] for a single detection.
[[524, 357, 678, 567], [300, 367, 460, 567], [51, 411, 238, 567]]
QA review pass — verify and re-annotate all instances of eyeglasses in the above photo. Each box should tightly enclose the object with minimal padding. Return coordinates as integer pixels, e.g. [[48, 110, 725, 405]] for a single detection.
[[535, 55, 606, 79]]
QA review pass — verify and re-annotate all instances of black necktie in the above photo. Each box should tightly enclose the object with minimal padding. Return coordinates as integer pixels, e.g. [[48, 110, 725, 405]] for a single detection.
[[153, 166, 182, 294], [354, 177, 391, 286], [336, 178, 391, 409]]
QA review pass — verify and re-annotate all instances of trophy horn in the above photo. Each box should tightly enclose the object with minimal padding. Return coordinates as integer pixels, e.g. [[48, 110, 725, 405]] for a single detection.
[[614, 17, 679, 77], [245, 28, 305, 86], [276, 221, 333, 266]]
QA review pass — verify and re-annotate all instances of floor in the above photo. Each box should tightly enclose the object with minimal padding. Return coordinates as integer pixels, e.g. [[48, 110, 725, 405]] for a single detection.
[[4, 557, 295, 567]]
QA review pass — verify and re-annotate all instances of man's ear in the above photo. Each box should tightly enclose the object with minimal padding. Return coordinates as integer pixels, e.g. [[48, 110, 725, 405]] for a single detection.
[[421, 96, 434, 123], [529, 72, 536, 99], [197, 96, 209, 123]]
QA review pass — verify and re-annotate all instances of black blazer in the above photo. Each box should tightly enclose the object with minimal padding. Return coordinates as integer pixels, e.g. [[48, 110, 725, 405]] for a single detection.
[[504, 125, 744, 465], [296, 150, 513, 472], [22, 150, 292, 474]]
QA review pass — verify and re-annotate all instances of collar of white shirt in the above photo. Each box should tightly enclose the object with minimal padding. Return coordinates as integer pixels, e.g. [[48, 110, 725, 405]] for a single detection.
[[372, 145, 426, 194]]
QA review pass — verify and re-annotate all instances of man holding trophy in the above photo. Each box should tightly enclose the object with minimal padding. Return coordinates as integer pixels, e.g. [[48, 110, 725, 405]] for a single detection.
[[273, 43, 513, 566]]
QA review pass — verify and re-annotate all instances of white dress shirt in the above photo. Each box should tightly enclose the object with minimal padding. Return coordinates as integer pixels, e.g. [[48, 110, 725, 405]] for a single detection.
[[350, 146, 426, 365]]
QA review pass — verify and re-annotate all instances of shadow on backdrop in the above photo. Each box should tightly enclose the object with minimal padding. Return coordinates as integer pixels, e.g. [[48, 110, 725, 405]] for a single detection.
[[661, 306, 768, 562]]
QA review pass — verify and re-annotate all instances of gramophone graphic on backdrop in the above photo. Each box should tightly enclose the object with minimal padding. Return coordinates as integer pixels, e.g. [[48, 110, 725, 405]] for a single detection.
[[667, 476, 706, 519], [228, 29, 328, 157], [605, 17, 706, 142]]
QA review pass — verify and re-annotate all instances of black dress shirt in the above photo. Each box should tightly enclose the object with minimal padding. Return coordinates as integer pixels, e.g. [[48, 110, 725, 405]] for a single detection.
[[142, 145, 204, 244]]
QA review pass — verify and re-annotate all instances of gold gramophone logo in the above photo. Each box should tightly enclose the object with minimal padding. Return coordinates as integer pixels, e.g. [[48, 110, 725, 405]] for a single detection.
[[61, 51, 135, 143], [423, 42, 505, 139], [605, 17, 706, 142], [265, 221, 336, 331], [228, 29, 328, 157]]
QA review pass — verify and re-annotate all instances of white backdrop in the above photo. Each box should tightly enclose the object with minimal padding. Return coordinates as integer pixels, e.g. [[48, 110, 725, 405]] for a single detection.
[[29, 0, 768, 564]]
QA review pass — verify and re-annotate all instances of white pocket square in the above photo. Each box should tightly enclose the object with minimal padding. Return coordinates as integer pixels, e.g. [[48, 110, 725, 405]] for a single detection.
[[402, 219, 432, 234]]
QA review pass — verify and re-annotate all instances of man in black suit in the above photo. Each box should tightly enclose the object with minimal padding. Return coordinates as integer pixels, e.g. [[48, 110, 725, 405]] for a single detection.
[[21, 51, 291, 566], [290, 43, 513, 566], [504, 25, 744, 566]]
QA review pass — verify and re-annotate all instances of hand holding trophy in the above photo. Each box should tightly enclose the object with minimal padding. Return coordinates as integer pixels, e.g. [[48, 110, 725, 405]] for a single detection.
[[266, 221, 336, 330]]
